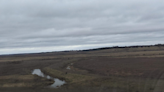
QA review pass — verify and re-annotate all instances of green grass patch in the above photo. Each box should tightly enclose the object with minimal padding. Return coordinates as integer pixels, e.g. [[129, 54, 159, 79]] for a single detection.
[[41, 68, 160, 92], [42, 67, 95, 84]]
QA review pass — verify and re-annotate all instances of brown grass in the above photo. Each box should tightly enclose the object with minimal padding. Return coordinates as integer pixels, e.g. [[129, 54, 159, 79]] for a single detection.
[[0, 45, 164, 91]]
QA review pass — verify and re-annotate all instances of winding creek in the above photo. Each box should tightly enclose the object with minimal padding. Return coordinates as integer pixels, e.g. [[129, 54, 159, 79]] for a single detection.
[[32, 69, 66, 88]]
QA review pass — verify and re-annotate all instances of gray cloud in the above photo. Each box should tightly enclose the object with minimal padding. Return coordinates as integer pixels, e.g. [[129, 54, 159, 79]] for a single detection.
[[0, 0, 164, 54]]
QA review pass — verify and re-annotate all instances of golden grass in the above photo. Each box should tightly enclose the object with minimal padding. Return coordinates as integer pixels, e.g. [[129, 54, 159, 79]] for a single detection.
[[2, 83, 30, 87], [0, 75, 35, 80], [0, 75, 54, 88]]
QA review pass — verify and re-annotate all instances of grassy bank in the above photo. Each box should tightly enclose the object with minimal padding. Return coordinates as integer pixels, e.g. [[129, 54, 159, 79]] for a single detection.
[[0, 75, 54, 88], [42, 67, 95, 84], [42, 67, 162, 92]]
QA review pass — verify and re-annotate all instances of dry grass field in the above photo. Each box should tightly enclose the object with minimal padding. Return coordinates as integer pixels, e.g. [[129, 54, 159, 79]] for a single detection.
[[0, 45, 164, 92]]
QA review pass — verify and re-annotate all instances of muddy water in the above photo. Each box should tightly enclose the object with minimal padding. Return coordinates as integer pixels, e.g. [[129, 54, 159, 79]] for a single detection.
[[32, 69, 66, 88]]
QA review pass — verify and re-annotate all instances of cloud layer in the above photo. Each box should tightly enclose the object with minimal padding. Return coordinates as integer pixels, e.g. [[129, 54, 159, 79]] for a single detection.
[[0, 0, 164, 54]]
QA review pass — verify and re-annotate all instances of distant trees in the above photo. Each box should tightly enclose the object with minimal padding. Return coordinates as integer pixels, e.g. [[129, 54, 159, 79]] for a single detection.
[[80, 43, 164, 52]]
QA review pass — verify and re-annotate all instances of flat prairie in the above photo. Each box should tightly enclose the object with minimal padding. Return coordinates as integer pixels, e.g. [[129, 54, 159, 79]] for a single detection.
[[0, 45, 164, 92]]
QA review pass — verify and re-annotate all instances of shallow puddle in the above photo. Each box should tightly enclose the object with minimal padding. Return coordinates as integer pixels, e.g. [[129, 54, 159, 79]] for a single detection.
[[50, 78, 66, 88], [66, 66, 71, 70], [32, 69, 44, 77], [32, 69, 66, 88]]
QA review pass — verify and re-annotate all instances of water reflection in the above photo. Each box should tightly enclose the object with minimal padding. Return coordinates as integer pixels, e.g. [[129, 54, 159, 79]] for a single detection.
[[66, 66, 71, 70], [32, 69, 44, 77], [50, 78, 66, 88], [32, 69, 66, 88]]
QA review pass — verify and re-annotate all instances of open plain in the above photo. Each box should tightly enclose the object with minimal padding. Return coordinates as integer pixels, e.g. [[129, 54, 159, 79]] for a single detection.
[[0, 45, 164, 92]]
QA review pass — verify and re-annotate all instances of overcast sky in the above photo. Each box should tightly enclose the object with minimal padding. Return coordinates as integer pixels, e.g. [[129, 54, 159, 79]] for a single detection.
[[0, 0, 164, 54]]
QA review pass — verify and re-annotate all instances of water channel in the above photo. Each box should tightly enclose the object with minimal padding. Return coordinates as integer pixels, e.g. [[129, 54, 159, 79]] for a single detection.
[[32, 69, 66, 88]]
